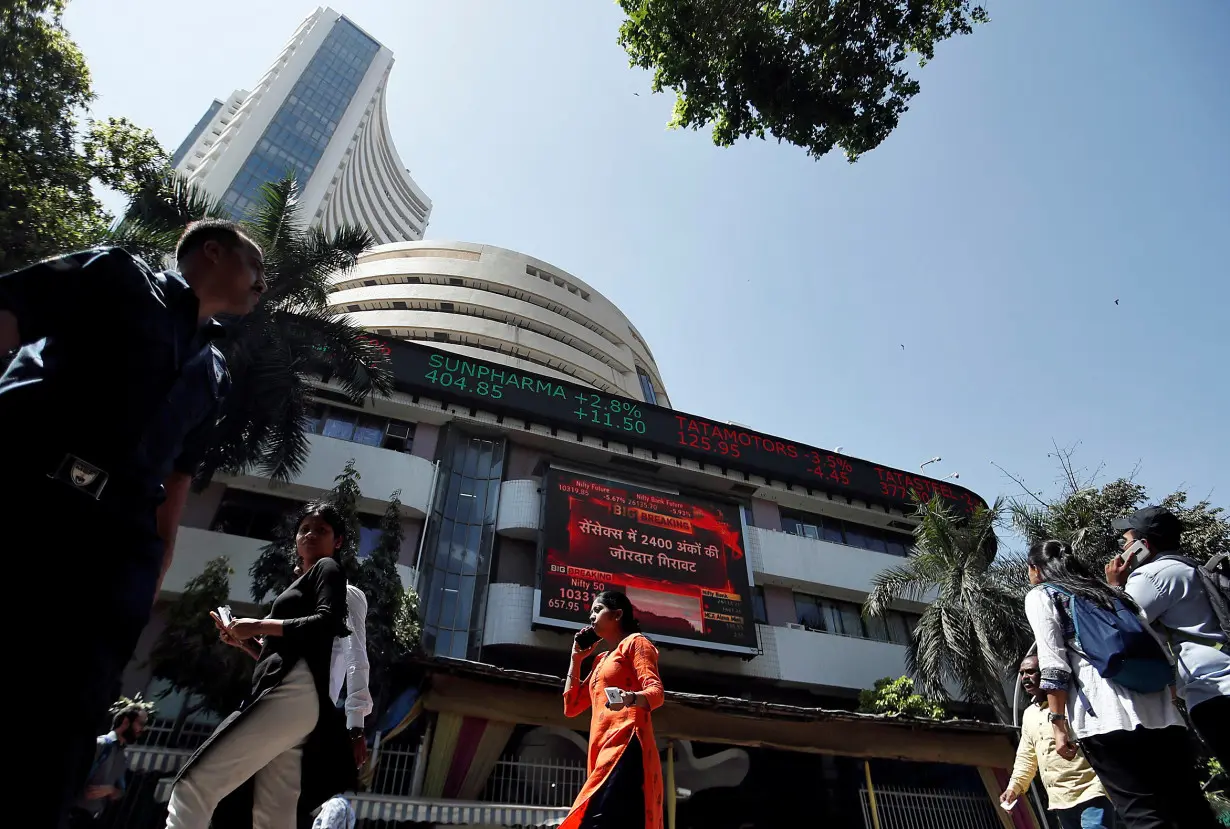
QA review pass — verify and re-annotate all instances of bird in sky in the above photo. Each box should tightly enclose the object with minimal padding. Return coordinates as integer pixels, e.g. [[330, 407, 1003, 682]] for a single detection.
[[1114, 298, 1120, 305], [900, 344, 906, 350]]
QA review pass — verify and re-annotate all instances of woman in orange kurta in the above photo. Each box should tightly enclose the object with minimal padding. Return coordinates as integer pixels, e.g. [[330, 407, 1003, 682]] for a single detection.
[[561, 591, 665, 829]]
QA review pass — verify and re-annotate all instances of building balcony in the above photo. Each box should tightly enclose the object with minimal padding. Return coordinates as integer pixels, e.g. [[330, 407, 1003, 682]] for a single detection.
[[747, 526, 919, 597], [765, 624, 910, 691], [159, 527, 417, 602], [495, 479, 540, 540], [159, 527, 265, 603], [223, 433, 435, 516]]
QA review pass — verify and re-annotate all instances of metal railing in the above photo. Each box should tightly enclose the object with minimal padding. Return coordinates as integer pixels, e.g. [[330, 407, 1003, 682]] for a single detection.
[[368, 742, 419, 796], [481, 754, 587, 808], [138, 716, 217, 751], [860, 786, 1002, 829]]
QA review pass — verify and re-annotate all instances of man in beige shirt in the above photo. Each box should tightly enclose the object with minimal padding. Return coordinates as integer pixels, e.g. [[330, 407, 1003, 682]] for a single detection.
[[1002, 655, 1116, 829]]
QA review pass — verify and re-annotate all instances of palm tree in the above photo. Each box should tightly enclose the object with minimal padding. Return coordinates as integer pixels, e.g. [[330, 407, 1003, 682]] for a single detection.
[[110, 172, 393, 483], [864, 495, 1032, 722]]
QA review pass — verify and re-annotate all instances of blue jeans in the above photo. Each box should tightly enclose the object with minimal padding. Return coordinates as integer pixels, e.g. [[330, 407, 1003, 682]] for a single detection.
[[1055, 796, 1115, 829]]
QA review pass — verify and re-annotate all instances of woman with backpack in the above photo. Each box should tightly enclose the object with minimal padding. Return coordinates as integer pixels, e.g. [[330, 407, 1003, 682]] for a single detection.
[[1025, 539, 1219, 828]]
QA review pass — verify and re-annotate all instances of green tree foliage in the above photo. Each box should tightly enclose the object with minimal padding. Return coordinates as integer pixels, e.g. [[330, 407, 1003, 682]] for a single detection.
[[616, 0, 987, 161], [250, 459, 364, 603], [113, 174, 392, 484], [0, 1, 168, 270], [356, 492, 423, 713], [83, 116, 168, 197], [147, 557, 251, 719], [864, 495, 1031, 722], [1008, 447, 1230, 570], [395, 587, 422, 655], [857, 676, 945, 719]]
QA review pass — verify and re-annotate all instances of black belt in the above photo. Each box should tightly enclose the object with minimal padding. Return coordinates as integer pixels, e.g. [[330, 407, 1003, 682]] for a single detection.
[[26, 451, 155, 512], [47, 453, 111, 500]]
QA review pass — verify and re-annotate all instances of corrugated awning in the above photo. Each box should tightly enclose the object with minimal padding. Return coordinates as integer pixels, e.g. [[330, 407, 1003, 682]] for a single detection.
[[151, 783, 566, 828], [422, 671, 1018, 768], [351, 795, 568, 827]]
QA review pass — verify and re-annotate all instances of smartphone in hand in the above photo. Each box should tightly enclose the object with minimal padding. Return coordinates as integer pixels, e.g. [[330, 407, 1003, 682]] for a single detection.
[[1120, 539, 1148, 565], [604, 687, 624, 707], [574, 626, 600, 649], [217, 605, 233, 627]]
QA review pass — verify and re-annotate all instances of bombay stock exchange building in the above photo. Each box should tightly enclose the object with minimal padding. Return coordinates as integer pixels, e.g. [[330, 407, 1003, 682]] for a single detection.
[[120, 7, 1018, 826], [172, 6, 432, 242]]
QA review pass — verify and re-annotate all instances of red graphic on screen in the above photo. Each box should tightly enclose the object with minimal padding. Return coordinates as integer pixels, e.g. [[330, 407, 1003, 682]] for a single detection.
[[538, 471, 756, 651]]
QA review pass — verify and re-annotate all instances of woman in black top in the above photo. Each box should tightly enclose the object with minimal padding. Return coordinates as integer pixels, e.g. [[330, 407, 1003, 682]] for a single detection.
[[165, 502, 355, 829]]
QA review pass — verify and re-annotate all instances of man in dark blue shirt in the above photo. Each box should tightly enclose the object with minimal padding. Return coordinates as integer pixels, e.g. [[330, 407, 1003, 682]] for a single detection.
[[0, 219, 265, 828]]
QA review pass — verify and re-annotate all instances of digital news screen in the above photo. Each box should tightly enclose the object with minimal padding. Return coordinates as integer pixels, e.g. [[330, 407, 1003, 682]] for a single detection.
[[535, 469, 758, 654]]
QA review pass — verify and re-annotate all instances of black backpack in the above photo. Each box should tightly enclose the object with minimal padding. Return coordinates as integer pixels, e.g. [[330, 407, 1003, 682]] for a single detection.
[[1157, 553, 1230, 643]]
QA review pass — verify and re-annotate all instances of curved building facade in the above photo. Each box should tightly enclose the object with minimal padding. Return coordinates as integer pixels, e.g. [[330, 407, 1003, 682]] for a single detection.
[[173, 7, 432, 242], [327, 241, 671, 405]]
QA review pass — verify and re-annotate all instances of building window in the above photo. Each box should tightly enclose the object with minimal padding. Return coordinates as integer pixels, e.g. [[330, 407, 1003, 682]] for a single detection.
[[219, 18, 380, 218], [794, 593, 827, 632], [418, 430, 507, 660], [793, 591, 917, 645], [636, 367, 657, 405], [211, 490, 304, 542], [357, 515, 382, 559], [305, 402, 416, 453], [751, 586, 767, 624], [780, 509, 912, 557]]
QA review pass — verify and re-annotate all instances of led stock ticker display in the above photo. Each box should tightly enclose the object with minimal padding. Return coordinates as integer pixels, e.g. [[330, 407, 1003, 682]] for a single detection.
[[535, 470, 757, 654], [377, 337, 985, 514]]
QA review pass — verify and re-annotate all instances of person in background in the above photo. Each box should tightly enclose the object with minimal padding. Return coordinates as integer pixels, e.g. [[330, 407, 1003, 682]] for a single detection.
[[561, 591, 665, 829], [334, 583, 373, 767], [1106, 506, 1230, 765], [69, 703, 149, 828], [1025, 539, 1218, 828], [0, 221, 266, 828], [311, 795, 355, 829], [1002, 654, 1115, 828], [304, 562, 372, 828]]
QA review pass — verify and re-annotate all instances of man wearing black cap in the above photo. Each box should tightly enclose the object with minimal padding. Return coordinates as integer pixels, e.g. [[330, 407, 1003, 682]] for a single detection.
[[1106, 506, 1230, 765]]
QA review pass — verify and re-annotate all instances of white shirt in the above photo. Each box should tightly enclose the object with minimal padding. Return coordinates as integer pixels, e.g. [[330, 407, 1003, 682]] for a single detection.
[[1124, 556, 1230, 711], [1025, 586, 1183, 739], [312, 796, 355, 829], [331, 584, 373, 730]]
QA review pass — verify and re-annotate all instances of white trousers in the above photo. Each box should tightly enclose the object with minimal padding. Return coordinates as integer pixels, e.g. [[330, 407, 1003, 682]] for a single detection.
[[166, 660, 319, 829]]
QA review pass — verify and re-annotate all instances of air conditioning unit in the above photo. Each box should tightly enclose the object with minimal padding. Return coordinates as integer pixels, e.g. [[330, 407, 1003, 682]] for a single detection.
[[786, 623, 807, 631]]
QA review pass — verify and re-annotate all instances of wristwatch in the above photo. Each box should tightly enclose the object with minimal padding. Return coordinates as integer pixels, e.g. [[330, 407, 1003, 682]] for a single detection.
[[1047, 712, 1068, 724]]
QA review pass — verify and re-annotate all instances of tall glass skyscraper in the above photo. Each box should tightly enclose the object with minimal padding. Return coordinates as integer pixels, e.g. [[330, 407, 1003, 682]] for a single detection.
[[173, 7, 431, 243]]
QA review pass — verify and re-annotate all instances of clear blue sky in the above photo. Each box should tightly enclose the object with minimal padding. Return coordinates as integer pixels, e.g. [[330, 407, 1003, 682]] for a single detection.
[[65, 0, 1229, 523]]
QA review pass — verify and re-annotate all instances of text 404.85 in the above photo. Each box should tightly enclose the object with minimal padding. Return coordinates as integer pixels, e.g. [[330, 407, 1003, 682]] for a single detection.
[[423, 369, 504, 399]]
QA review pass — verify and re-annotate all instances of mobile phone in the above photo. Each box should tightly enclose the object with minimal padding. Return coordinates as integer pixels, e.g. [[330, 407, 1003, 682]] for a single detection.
[[604, 687, 624, 706], [1001, 799, 1018, 812], [217, 605, 233, 626], [1120, 539, 1148, 565], [574, 626, 599, 649]]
